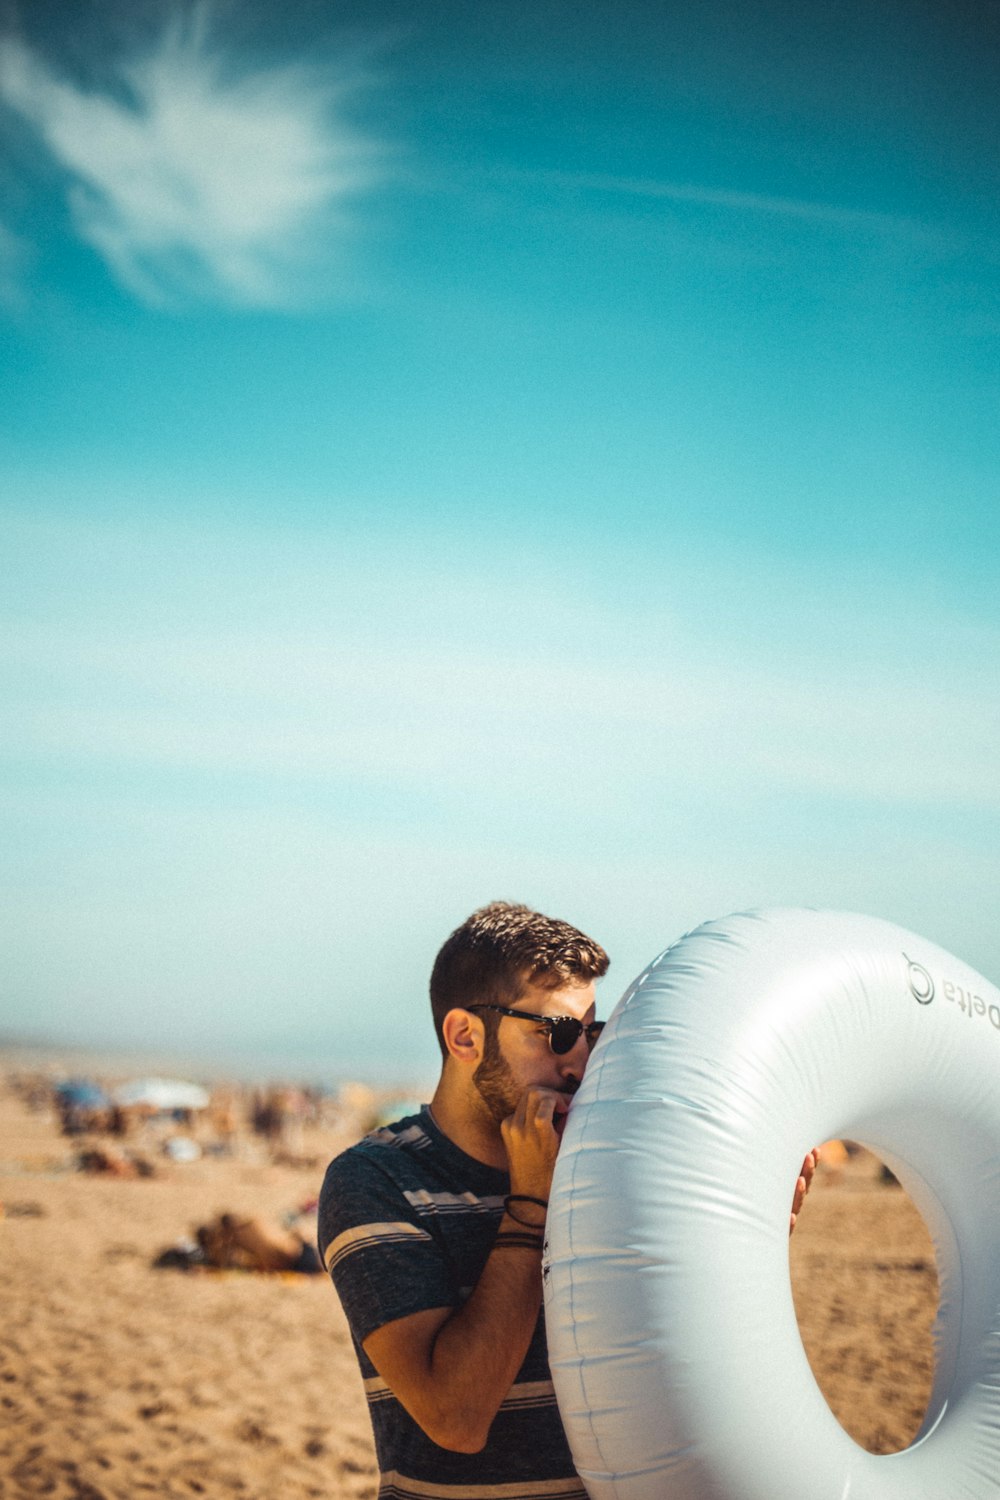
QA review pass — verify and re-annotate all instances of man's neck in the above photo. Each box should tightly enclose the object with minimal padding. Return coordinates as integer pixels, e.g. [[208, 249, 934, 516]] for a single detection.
[[429, 1072, 508, 1171]]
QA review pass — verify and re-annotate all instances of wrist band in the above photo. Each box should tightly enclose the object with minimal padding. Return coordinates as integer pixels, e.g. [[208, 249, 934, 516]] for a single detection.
[[494, 1231, 544, 1251], [504, 1194, 548, 1227]]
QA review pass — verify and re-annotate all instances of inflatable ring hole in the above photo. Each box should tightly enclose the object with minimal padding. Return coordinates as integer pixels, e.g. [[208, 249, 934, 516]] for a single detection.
[[789, 1141, 939, 1455]]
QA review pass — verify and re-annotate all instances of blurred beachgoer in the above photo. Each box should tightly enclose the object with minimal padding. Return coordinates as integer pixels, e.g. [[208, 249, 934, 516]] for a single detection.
[[78, 1142, 155, 1178], [153, 1203, 322, 1273], [196, 1212, 322, 1273], [55, 1080, 110, 1137], [250, 1086, 293, 1151], [209, 1091, 239, 1155], [250, 1090, 273, 1138], [318, 901, 822, 1500]]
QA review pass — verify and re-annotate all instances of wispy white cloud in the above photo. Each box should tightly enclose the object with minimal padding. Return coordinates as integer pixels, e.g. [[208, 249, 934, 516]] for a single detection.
[[511, 165, 929, 238], [0, 7, 383, 307]]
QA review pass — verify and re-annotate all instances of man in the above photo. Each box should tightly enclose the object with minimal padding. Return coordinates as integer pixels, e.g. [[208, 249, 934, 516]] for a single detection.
[[318, 902, 815, 1500]]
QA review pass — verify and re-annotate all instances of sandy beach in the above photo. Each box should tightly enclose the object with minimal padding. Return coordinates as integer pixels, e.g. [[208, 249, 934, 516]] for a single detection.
[[1, 1066, 937, 1499]]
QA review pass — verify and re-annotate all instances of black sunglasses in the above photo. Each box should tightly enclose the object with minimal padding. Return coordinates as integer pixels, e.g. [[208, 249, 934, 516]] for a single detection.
[[467, 1004, 605, 1055]]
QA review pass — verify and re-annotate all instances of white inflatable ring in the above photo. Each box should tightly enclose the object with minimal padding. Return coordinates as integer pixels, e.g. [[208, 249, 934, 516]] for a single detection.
[[544, 908, 1000, 1500]]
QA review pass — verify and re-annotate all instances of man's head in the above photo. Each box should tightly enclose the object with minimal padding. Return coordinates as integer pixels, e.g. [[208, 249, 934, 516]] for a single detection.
[[429, 902, 609, 1125], [429, 900, 610, 1057]]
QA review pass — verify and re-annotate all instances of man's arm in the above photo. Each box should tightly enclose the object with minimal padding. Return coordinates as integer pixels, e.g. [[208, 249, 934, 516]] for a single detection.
[[363, 1242, 542, 1452], [355, 1117, 820, 1449], [363, 1086, 563, 1454]]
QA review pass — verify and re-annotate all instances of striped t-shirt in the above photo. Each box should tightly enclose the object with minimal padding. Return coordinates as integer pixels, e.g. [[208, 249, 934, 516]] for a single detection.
[[317, 1107, 585, 1500]]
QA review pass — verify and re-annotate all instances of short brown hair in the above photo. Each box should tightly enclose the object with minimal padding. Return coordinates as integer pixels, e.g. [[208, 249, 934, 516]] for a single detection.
[[429, 901, 609, 1057]]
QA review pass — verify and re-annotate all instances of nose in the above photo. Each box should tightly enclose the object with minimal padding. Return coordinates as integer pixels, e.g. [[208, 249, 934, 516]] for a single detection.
[[556, 1033, 590, 1084]]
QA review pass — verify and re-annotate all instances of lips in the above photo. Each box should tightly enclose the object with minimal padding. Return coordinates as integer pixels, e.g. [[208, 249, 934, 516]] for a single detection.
[[553, 1092, 576, 1136]]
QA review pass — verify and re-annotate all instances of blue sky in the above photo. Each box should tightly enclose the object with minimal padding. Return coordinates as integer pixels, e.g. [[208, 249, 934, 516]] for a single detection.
[[2, 0, 998, 1082]]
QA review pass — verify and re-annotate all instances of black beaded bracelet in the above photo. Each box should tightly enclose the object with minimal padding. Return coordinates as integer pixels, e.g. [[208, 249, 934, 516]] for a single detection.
[[493, 1231, 545, 1251], [503, 1194, 548, 1227]]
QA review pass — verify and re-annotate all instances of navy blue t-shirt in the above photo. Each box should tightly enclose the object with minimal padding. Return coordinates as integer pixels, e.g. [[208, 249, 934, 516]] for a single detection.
[[318, 1107, 585, 1500]]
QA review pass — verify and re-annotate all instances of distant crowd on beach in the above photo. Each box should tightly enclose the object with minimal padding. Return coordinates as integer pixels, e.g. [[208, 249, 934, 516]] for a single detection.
[[6, 1068, 403, 1181], [3, 1064, 418, 1279]]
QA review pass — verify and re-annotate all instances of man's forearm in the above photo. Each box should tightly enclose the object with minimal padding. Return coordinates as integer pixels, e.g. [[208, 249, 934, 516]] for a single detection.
[[429, 1223, 543, 1447], [365, 1215, 545, 1453]]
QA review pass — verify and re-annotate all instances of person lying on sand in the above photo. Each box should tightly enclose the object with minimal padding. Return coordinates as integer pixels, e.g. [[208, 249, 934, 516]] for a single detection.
[[78, 1143, 156, 1178], [196, 1212, 323, 1274], [154, 1202, 322, 1274]]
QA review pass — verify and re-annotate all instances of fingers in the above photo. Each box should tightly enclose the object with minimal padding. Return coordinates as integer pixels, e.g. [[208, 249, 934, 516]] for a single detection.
[[504, 1085, 564, 1131], [508, 1086, 570, 1141], [502, 1087, 568, 1200], [789, 1146, 822, 1235], [793, 1173, 807, 1215], [524, 1087, 560, 1125]]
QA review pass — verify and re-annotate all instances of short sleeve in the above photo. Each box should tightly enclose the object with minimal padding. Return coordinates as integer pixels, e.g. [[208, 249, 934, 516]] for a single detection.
[[318, 1146, 459, 1345]]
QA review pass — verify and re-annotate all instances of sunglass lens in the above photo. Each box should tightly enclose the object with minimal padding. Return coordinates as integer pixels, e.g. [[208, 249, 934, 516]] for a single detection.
[[548, 1019, 581, 1054], [547, 1019, 606, 1053]]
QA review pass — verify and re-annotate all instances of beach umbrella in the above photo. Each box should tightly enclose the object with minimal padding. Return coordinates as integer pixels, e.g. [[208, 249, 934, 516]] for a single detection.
[[113, 1077, 210, 1111], [55, 1079, 110, 1109]]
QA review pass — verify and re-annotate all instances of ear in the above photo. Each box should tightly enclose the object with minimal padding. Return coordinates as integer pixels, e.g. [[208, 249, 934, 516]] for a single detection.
[[441, 1007, 486, 1067]]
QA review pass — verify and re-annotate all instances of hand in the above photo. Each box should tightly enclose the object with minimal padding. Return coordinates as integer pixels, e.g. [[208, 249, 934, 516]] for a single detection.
[[500, 1086, 568, 1202], [789, 1147, 820, 1235]]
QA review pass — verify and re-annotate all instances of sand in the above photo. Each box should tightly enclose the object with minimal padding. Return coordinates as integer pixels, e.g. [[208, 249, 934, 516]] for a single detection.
[[1, 1071, 937, 1499], [789, 1150, 937, 1455]]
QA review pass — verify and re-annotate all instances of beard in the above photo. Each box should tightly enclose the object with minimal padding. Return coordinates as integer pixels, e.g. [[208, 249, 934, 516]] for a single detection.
[[472, 1026, 581, 1127], [472, 1028, 521, 1125]]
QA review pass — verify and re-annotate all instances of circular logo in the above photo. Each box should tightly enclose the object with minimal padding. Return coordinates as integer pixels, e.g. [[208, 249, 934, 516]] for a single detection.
[[904, 955, 934, 1005]]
